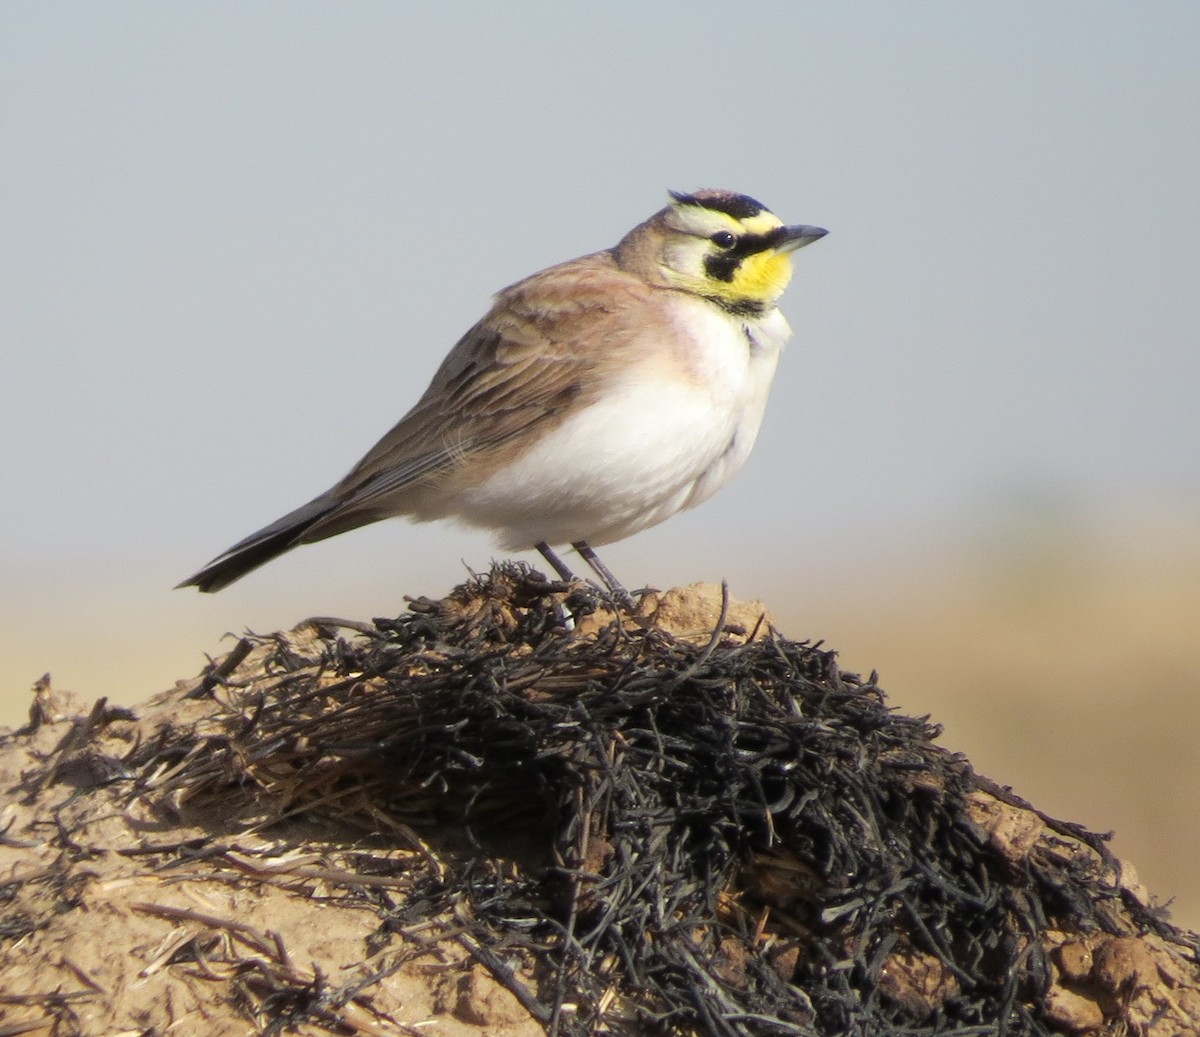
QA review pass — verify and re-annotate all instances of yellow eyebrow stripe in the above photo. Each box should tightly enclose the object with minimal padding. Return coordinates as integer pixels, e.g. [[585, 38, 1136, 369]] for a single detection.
[[740, 212, 784, 235]]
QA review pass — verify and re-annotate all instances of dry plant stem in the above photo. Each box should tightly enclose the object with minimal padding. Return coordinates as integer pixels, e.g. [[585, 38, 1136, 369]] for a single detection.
[[2, 565, 1197, 1037]]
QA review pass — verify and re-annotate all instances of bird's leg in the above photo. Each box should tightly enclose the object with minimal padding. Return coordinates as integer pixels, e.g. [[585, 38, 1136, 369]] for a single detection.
[[572, 541, 635, 610], [534, 541, 585, 631], [535, 541, 576, 582]]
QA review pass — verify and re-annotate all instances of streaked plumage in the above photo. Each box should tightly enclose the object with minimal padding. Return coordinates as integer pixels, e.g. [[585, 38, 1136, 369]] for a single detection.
[[179, 190, 826, 595]]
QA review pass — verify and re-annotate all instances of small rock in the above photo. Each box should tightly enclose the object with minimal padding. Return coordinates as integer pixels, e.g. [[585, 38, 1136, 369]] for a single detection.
[[878, 948, 959, 1017], [1054, 940, 1094, 983], [965, 792, 1046, 863], [1043, 984, 1105, 1033], [644, 583, 774, 643], [1092, 936, 1158, 994]]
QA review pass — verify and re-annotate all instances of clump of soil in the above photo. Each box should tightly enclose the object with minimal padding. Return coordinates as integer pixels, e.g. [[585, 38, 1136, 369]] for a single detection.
[[1, 565, 1197, 1036]]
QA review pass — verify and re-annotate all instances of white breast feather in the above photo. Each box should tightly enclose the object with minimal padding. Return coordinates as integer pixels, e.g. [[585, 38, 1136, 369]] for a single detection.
[[456, 301, 792, 548]]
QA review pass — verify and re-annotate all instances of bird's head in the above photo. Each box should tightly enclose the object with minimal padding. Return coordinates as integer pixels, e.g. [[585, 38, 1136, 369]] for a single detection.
[[616, 189, 827, 315]]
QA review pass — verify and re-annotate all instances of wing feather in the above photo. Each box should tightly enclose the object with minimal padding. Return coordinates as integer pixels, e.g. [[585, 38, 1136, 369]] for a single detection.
[[180, 248, 674, 589], [308, 252, 660, 523]]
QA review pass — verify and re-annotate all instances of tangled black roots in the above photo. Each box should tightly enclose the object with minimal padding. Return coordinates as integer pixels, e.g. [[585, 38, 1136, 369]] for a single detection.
[[151, 564, 1191, 1036]]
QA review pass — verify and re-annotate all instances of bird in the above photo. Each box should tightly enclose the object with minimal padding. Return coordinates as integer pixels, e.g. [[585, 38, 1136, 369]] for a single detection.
[[178, 189, 826, 599]]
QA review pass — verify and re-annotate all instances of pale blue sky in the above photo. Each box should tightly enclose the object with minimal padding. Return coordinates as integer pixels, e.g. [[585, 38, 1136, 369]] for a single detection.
[[2, 3, 1198, 712]]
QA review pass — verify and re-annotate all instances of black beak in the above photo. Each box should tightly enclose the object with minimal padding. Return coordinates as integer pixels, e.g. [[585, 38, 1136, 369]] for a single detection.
[[775, 224, 828, 252]]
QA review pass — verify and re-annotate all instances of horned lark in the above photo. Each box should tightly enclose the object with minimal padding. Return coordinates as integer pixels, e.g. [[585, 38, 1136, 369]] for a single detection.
[[178, 189, 826, 597]]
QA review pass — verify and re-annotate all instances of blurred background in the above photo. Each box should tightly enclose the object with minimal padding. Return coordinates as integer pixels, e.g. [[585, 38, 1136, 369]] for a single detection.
[[3, 4, 1197, 926]]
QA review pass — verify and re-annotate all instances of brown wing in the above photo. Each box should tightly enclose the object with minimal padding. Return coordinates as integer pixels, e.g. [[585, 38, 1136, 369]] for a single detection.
[[314, 251, 658, 522], [176, 251, 665, 590]]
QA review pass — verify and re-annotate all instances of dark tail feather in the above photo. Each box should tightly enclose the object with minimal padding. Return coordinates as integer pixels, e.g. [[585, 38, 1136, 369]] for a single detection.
[[176, 497, 335, 593]]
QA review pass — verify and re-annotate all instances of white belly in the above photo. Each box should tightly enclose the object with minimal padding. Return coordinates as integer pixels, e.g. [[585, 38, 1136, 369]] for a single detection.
[[454, 302, 790, 548]]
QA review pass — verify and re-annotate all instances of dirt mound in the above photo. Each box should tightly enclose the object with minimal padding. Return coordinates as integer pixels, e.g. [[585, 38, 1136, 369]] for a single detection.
[[1, 566, 1197, 1036]]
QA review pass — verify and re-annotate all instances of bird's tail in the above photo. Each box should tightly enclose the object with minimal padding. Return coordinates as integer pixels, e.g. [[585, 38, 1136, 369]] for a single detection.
[[176, 496, 336, 593]]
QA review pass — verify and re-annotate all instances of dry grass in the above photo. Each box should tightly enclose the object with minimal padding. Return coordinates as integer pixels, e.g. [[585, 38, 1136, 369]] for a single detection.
[[783, 535, 1200, 931], [3, 520, 1197, 939], [3, 570, 1196, 1036]]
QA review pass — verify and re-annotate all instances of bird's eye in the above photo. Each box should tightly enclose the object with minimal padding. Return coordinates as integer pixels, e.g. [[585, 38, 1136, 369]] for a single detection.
[[710, 231, 736, 249]]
